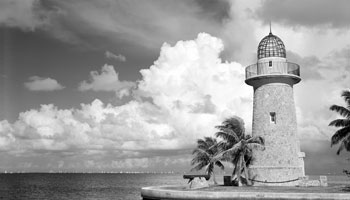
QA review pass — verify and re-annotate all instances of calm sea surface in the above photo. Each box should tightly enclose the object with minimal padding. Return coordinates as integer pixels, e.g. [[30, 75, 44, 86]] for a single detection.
[[0, 173, 184, 200], [0, 173, 349, 200]]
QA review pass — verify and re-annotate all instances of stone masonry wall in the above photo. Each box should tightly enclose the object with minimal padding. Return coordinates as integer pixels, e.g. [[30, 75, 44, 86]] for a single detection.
[[248, 82, 304, 186]]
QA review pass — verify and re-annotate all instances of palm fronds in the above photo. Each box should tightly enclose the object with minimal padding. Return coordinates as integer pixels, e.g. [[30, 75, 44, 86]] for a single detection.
[[330, 105, 350, 118], [213, 116, 265, 186], [190, 115, 265, 186], [329, 119, 350, 127], [341, 90, 350, 105], [329, 90, 350, 155], [190, 136, 224, 184]]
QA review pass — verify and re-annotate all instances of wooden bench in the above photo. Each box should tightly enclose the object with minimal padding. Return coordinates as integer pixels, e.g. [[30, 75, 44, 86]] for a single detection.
[[183, 174, 210, 183]]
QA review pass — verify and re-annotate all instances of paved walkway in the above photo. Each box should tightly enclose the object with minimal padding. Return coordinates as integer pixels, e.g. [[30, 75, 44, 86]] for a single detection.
[[141, 184, 350, 200]]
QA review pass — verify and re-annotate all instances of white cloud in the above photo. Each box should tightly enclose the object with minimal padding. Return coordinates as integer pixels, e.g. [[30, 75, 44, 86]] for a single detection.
[[24, 76, 65, 91], [2, 33, 252, 161], [3, 31, 349, 172], [1, 0, 349, 174], [0, 120, 15, 150], [105, 51, 126, 62], [137, 33, 253, 141], [78, 64, 135, 98], [13, 32, 350, 171]]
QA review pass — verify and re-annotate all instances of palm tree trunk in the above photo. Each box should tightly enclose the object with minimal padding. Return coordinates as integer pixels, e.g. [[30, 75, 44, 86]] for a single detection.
[[237, 156, 243, 186], [212, 171, 218, 185], [231, 161, 237, 182], [242, 157, 251, 185]]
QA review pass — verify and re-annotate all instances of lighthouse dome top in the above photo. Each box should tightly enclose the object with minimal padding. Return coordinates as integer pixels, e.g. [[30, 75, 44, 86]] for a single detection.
[[257, 32, 286, 59]]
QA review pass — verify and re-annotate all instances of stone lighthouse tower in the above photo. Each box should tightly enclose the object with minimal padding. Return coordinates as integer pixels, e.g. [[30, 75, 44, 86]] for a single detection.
[[246, 30, 305, 186]]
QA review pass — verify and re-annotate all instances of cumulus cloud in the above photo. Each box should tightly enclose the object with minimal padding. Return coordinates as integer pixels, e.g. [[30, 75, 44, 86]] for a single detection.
[[2, 0, 350, 174], [0, 120, 15, 150], [1, 33, 253, 171], [12, 31, 350, 172], [2, 31, 349, 172], [137, 33, 252, 124], [255, 0, 350, 28], [105, 51, 126, 62], [24, 76, 65, 91], [78, 64, 135, 98]]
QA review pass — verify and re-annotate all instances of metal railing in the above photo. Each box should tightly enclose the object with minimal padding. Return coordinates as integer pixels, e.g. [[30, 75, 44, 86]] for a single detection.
[[245, 61, 300, 80]]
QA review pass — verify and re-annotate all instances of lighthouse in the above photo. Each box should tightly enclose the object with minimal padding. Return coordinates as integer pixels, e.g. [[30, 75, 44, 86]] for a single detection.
[[246, 30, 305, 186]]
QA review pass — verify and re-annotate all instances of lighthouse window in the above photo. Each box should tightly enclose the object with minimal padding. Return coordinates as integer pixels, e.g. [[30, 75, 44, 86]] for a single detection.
[[270, 112, 276, 124], [269, 61, 272, 67]]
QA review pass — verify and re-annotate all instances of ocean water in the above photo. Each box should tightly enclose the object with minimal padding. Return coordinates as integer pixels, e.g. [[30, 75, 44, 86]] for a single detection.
[[0, 173, 184, 200], [0, 173, 349, 200]]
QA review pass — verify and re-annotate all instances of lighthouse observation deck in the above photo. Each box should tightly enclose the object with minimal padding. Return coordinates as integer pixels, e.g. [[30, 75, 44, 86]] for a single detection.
[[245, 61, 300, 86]]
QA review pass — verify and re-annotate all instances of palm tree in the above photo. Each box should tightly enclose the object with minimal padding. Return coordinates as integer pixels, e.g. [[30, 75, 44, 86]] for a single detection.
[[191, 137, 224, 185], [214, 116, 264, 186], [329, 90, 350, 155]]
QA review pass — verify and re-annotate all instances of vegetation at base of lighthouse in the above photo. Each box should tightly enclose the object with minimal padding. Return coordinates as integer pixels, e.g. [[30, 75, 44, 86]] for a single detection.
[[329, 90, 350, 155], [190, 116, 265, 186], [214, 116, 265, 186], [191, 137, 224, 185], [329, 90, 350, 176]]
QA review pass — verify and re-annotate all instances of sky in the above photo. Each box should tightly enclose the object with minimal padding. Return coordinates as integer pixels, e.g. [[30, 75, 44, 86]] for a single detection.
[[0, 0, 350, 174]]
